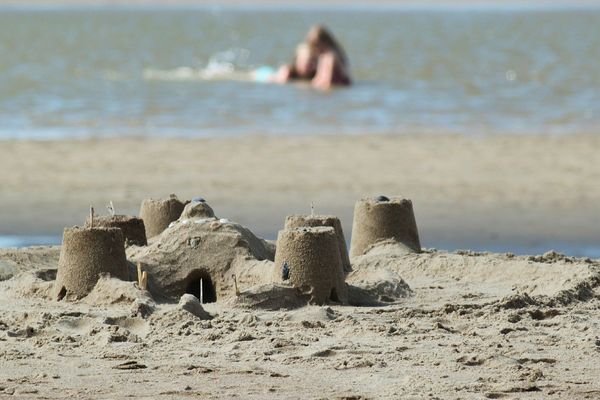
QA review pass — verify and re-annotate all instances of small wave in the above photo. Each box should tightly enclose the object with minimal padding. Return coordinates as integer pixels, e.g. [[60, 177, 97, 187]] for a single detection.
[[143, 47, 261, 82]]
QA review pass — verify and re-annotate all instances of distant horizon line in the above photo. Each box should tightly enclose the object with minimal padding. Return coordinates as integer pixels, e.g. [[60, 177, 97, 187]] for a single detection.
[[3, 0, 600, 9]]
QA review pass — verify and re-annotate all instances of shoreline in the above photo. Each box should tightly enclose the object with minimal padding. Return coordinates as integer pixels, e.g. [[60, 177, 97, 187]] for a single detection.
[[1, 133, 599, 255]]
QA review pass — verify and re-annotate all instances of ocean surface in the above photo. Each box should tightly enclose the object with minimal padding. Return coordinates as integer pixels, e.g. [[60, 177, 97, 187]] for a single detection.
[[1, 5, 600, 139], [1, 4, 600, 255]]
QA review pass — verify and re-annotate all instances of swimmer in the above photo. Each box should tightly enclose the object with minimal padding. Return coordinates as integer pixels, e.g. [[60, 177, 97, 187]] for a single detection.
[[272, 42, 319, 83], [273, 25, 351, 90]]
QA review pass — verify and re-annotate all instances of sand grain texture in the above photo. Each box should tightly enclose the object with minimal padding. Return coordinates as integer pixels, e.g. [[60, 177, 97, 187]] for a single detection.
[[1, 243, 599, 399]]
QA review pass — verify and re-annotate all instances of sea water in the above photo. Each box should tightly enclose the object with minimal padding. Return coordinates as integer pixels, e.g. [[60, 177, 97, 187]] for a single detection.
[[1, 4, 600, 256], [1, 4, 600, 139]]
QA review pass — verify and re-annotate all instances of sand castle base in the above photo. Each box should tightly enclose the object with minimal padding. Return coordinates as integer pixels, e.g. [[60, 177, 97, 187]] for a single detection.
[[350, 197, 421, 258], [55, 227, 130, 299], [273, 226, 347, 305], [84, 215, 147, 246], [284, 214, 351, 273], [139, 194, 187, 238]]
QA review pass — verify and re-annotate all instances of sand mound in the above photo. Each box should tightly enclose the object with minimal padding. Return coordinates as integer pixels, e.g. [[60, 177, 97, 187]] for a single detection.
[[127, 216, 275, 301], [283, 305, 339, 323], [82, 275, 153, 306], [346, 267, 412, 306], [0, 246, 61, 280], [3, 271, 55, 300], [352, 244, 600, 307], [227, 283, 310, 310], [178, 294, 212, 319]]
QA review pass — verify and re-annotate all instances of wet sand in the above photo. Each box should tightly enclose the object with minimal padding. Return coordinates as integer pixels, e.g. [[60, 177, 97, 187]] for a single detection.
[[1, 134, 599, 253]]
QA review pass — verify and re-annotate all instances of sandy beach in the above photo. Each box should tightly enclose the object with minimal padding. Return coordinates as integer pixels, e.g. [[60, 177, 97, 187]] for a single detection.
[[1, 134, 599, 253], [1, 236, 599, 398], [2, 2, 600, 398], [1, 133, 600, 398]]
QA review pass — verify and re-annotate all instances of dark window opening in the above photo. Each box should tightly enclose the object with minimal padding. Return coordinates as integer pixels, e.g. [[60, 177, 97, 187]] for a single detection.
[[185, 272, 217, 303]]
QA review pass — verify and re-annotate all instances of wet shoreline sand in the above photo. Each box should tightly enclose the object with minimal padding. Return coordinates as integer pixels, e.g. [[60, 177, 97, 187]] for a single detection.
[[1, 133, 599, 254]]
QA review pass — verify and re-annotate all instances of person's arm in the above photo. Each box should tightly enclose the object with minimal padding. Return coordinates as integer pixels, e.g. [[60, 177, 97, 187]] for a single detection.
[[271, 64, 294, 84], [311, 52, 351, 90]]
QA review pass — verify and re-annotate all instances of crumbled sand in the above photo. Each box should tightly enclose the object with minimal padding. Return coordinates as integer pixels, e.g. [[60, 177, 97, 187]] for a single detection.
[[1, 242, 599, 399]]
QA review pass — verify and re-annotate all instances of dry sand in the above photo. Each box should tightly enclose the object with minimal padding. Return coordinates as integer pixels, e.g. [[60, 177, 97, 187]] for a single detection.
[[1, 241, 599, 399], [1, 177, 600, 398], [1, 134, 599, 252]]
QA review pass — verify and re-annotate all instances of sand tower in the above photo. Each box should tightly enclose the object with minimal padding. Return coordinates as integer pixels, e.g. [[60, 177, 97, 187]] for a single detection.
[[84, 215, 147, 246], [179, 198, 215, 220], [139, 194, 187, 238], [349, 196, 421, 257], [284, 214, 351, 273], [273, 226, 347, 305], [55, 226, 130, 299]]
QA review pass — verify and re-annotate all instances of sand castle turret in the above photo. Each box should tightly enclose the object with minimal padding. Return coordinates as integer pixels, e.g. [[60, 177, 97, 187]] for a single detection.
[[273, 226, 347, 305], [179, 198, 215, 220], [84, 215, 147, 246], [55, 223, 130, 299], [349, 196, 421, 257], [139, 194, 187, 238], [284, 214, 351, 273]]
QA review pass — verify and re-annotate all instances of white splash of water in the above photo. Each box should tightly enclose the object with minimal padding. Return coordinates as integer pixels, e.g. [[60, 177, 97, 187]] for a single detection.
[[142, 48, 254, 82]]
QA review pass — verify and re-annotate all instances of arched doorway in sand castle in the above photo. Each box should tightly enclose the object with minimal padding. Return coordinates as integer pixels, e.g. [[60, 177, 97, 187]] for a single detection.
[[184, 270, 217, 303]]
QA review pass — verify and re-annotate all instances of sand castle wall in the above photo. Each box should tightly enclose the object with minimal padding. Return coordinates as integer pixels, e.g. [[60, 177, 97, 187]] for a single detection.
[[273, 227, 347, 305], [55, 226, 130, 299], [284, 214, 352, 273], [139, 195, 187, 238], [349, 197, 421, 257], [84, 215, 147, 246]]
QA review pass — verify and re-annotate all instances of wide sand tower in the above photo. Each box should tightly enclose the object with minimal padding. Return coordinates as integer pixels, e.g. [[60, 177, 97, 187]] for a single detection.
[[84, 215, 147, 246], [284, 214, 351, 273], [55, 226, 130, 299], [349, 196, 421, 257], [273, 226, 347, 305], [139, 194, 187, 238]]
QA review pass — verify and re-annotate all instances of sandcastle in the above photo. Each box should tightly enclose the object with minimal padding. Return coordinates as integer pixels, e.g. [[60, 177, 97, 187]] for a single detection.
[[84, 215, 147, 246], [139, 194, 187, 238], [55, 223, 130, 299], [273, 226, 348, 305], [127, 201, 274, 302], [349, 196, 421, 257], [284, 214, 351, 273]]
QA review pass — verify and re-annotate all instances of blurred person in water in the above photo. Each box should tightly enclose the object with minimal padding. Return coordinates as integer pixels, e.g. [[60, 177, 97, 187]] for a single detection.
[[273, 25, 351, 89]]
